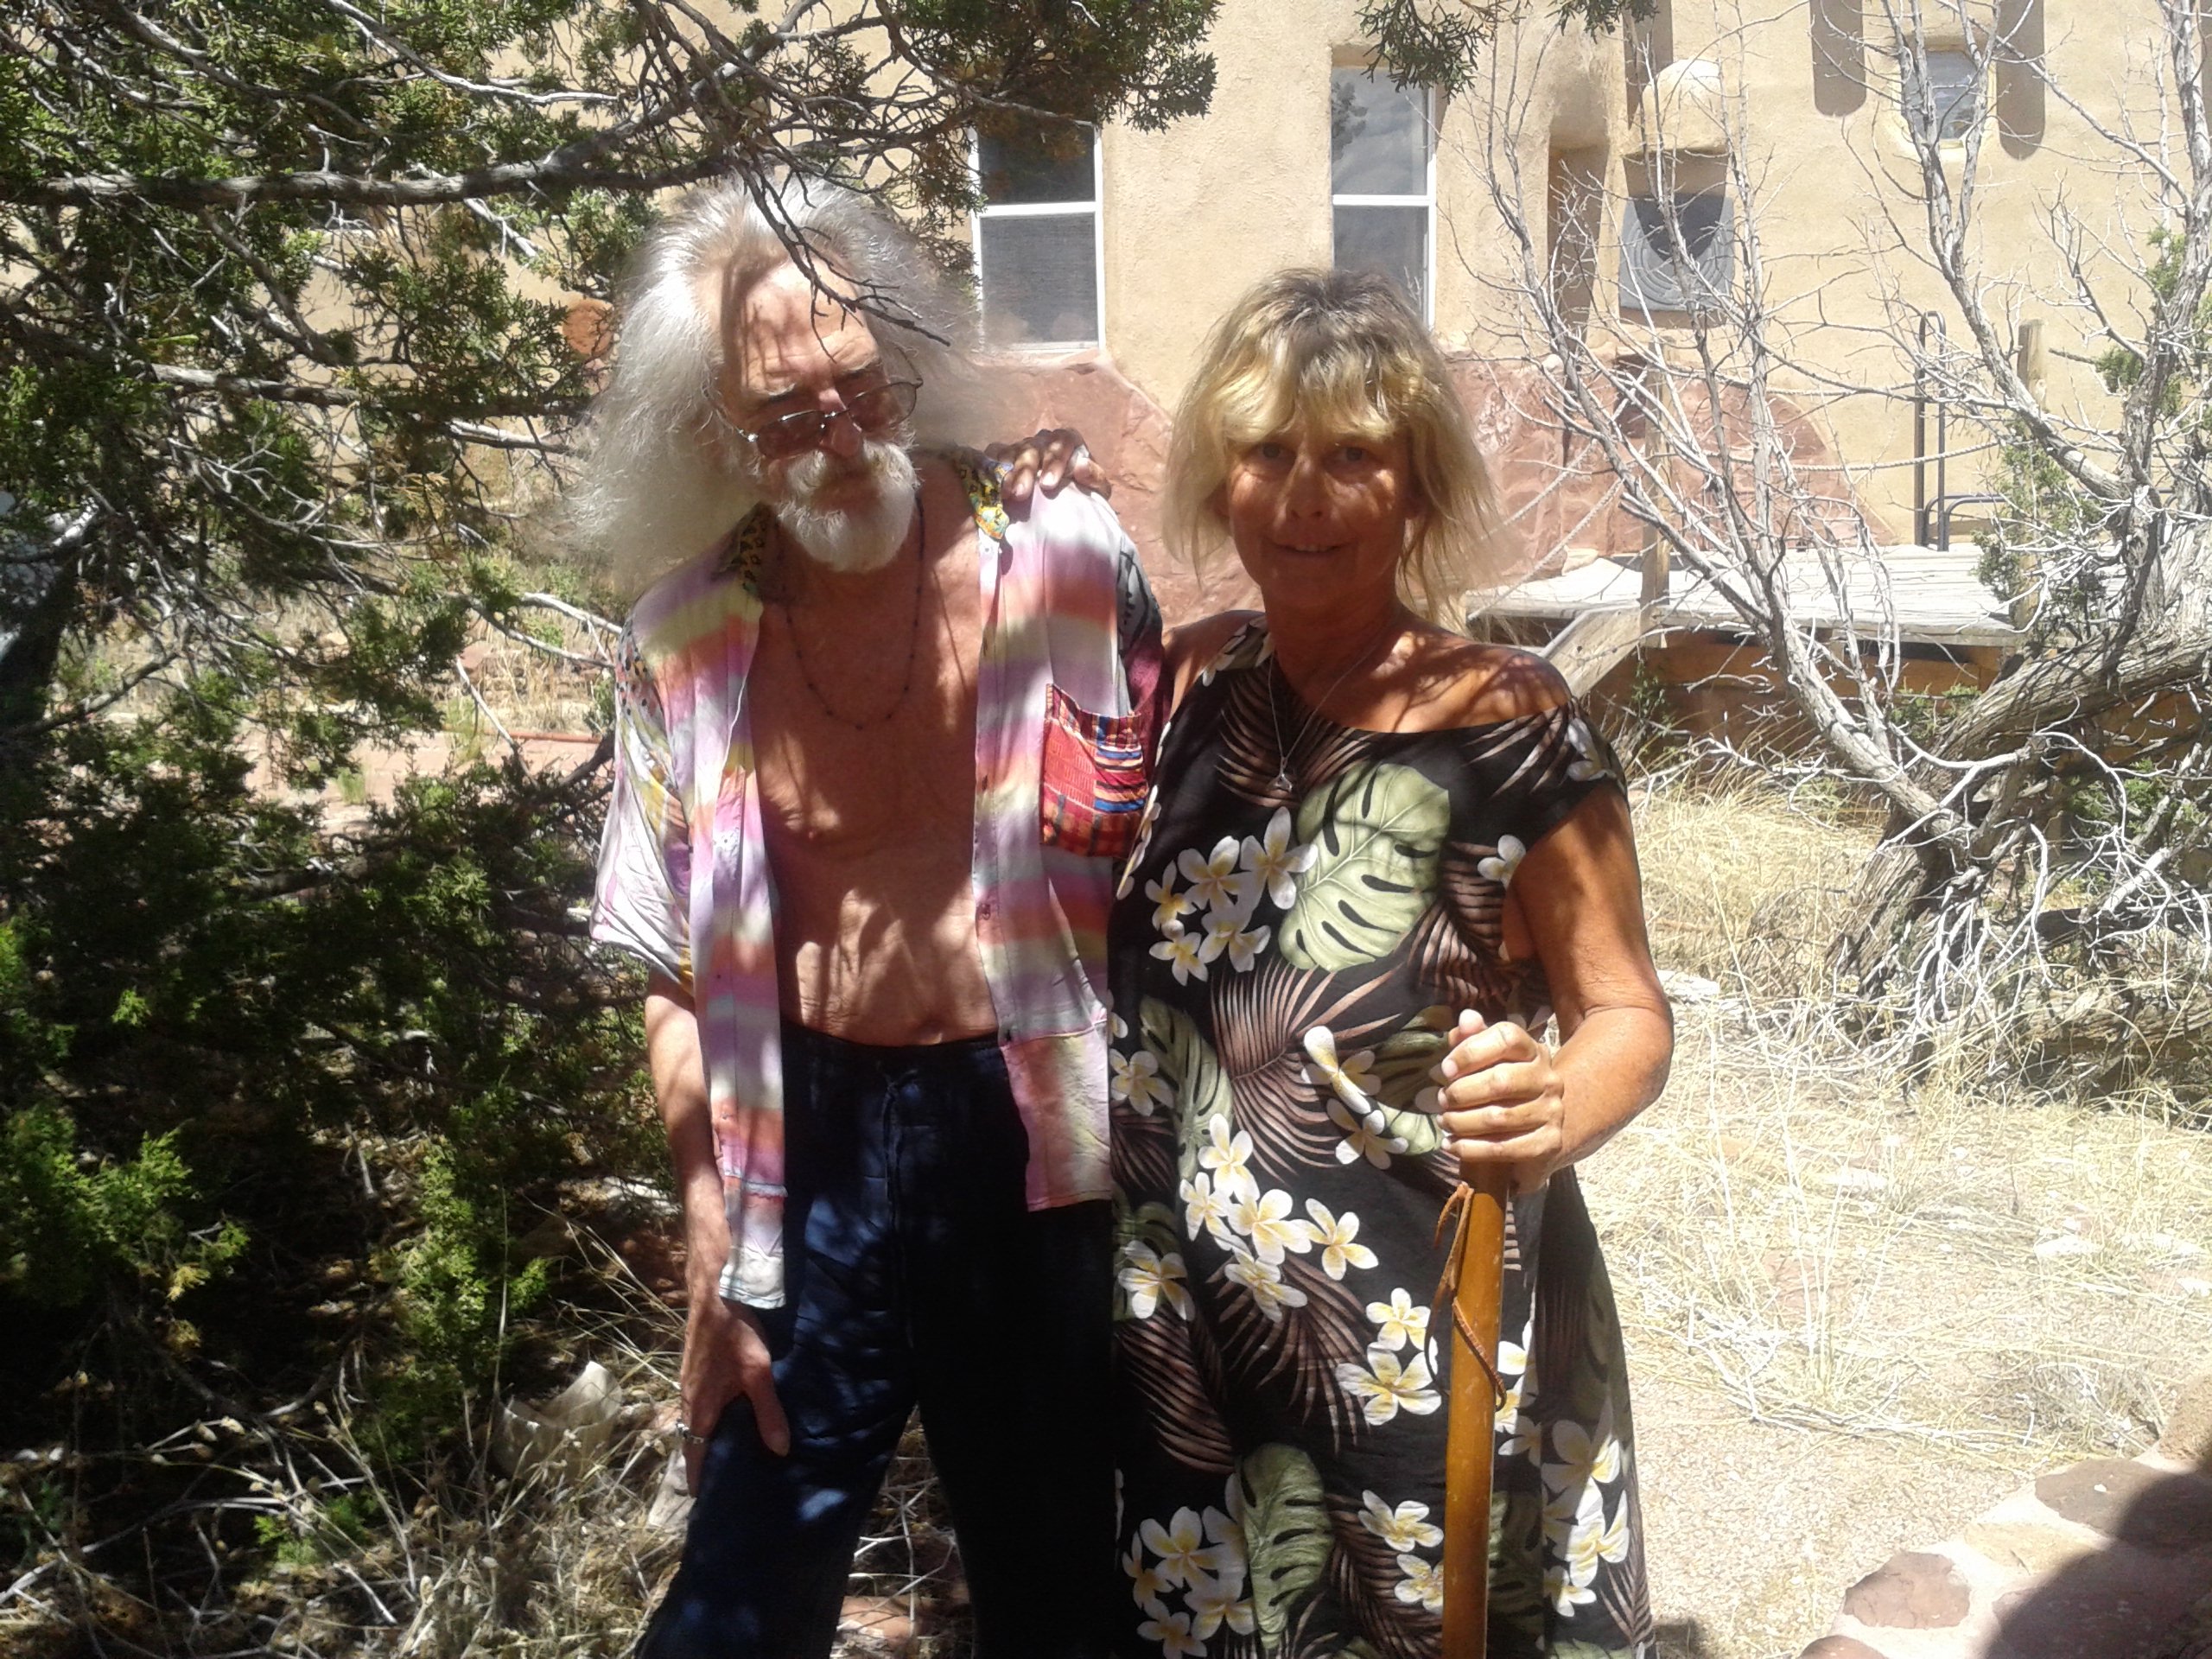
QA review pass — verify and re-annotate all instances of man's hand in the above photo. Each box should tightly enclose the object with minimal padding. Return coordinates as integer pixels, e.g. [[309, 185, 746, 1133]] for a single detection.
[[679, 1292, 790, 1491], [1427, 1010, 1566, 1195], [988, 427, 1110, 516]]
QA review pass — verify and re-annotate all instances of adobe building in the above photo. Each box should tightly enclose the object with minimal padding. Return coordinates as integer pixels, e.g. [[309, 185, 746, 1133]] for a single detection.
[[976, 0, 2156, 721]]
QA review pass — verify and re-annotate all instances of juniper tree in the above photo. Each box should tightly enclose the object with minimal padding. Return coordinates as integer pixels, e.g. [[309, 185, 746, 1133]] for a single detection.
[[0, 1, 1215, 1644]]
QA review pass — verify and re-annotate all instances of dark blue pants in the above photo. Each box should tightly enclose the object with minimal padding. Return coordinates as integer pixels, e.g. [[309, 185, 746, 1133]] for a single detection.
[[638, 1024, 1116, 1658]]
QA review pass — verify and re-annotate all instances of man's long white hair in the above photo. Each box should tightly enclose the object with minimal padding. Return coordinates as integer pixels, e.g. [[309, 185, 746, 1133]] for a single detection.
[[571, 174, 988, 596]]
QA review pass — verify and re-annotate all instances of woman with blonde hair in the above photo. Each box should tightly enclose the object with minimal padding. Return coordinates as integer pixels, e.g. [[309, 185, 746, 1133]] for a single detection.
[[1106, 270, 1673, 1657]]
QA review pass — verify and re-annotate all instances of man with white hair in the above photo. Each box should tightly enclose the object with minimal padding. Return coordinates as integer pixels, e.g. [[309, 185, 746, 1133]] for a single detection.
[[582, 176, 1157, 1657]]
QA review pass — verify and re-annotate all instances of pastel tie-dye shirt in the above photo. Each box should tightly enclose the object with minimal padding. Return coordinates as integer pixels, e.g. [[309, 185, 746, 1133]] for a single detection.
[[592, 453, 1161, 1308]]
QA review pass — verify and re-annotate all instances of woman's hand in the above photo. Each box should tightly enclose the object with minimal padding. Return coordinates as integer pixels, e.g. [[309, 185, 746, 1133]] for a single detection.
[[1430, 1009, 1565, 1194], [986, 427, 1110, 514]]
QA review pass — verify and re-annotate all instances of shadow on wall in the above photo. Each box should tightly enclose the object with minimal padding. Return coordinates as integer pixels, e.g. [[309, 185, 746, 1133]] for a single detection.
[[1810, 0, 2044, 154], [1986, 1444, 2212, 1659]]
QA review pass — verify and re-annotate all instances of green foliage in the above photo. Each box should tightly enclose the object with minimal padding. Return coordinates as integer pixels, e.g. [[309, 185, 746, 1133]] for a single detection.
[[1359, 0, 1650, 92], [0, 1106, 246, 1308]]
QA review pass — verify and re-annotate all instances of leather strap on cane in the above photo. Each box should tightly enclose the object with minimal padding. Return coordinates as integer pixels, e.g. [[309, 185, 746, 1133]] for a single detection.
[[1433, 1182, 1508, 1411]]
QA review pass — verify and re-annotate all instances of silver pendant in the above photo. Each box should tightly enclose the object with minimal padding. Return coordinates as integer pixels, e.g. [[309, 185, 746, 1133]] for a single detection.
[[1273, 767, 1293, 792]]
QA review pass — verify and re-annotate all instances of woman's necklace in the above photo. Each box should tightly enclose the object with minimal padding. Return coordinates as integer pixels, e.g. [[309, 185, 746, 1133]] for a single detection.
[[774, 488, 927, 733], [1267, 623, 1403, 792]]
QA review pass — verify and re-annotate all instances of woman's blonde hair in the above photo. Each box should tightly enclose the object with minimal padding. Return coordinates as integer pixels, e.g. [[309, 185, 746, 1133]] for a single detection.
[[1163, 268, 1503, 621]]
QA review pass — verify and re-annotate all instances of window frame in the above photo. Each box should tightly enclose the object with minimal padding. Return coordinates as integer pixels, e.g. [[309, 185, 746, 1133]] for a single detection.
[[969, 124, 1106, 353], [1328, 70, 1438, 325]]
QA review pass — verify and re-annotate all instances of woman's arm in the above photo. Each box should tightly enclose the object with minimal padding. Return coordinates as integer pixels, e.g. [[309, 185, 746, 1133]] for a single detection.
[[1433, 787, 1674, 1190]]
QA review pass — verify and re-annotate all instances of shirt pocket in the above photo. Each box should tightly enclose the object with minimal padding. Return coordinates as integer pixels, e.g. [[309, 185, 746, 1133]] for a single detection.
[[1039, 682, 1150, 860]]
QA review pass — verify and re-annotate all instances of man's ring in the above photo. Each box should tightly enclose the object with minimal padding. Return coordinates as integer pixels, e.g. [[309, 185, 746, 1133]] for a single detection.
[[676, 1421, 708, 1445]]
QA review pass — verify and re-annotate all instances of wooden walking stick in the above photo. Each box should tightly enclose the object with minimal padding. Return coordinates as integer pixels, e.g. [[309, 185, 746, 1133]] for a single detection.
[[1436, 1167, 1512, 1659]]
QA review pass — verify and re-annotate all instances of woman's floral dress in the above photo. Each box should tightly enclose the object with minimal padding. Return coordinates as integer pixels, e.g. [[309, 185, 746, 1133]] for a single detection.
[[1107, 620, 1653, 1659]]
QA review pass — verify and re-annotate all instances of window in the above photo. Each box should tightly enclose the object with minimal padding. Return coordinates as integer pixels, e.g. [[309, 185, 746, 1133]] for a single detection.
[[1915, 49, 1983, 143], [1331, 67, 1434, 320], [973, 124, 1102, 349], [1617, 191, 1734, 317]]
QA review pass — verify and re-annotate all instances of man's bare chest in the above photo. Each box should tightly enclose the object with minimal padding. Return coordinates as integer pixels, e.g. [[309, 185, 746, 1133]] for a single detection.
[[748, 537, 983, 859]]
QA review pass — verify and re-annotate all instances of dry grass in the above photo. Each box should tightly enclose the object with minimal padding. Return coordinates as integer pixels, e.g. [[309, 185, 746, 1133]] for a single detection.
[[1602, 773, 2212, 1658]]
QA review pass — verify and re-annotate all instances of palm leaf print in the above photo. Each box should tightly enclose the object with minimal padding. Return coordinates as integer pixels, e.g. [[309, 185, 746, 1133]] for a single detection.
[[1113, 1100, 1178, 1198], [1208, 1244, 1370, 1442], [1280, 763, 1452, 971], [1325, 1491, 1442, 1659], [1215, 654, 1370, 810], [1237, 1445, 1333, 1648], [1212, 957, 1395, 1177], [1140, 996, 1232, 1182], [1117, 1294, 1237, 1476]]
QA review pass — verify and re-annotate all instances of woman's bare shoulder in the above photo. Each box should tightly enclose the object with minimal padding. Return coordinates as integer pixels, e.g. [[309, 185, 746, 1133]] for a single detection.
[[1398, 637, 1574, 732], [1164, 609, 1262, 701]]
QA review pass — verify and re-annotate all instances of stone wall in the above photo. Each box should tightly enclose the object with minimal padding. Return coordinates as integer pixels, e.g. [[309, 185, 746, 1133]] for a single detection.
[[1801, 1370, 2212, 1659]]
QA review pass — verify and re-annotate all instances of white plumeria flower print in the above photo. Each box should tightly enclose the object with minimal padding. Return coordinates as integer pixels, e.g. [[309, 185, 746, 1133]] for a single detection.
[[1564, 1494, 1633, 1586], [1149, 919, 1220, 985], [1335, 1345, 1441, 1425], [1304, 1200, 1377, 1280], [1300, 1026, 1380, 1111], [1326, 1094, 1407, 1168], [1224, 1245, 1308, 1323], [1476, 834, 1527, 886], [1201, 911, 1271, 973], [1495, 1342, 1541, 1462], [1566, 715, 1609, 782], [1110, 1048, 1173, 1116], [1366, 1288, 1430, 1353], [1116, 794, 1161, 899], [1146, 871, 1194, 933], [1185, 1573, 1256, 1639], [1541, 1466, 1604, 1551], [1547, 1415, 1623, 1494], [1140, 1508, 1219, 1590], [1136, 1605, 1204, 1658], [1122, 1541, 1169, 1608], [1239, 807, 1317, 910], [1178, 836, 1260, 919], [1224, 1187, 1313, 1267], [1395, 1553, 1446, 1614], [1203, 1500, 1246, 1564], [1198, 1116, 1260, 1204], [1179, 1173, 1234, 1245], [1545, 1560, 1599, 1616], [1119, 1242, 1192, 1320], [1358, 1491, 1444, 1552]]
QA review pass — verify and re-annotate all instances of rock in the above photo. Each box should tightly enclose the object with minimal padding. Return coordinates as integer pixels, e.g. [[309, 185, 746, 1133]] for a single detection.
[[2161, 1370, 2212, 1464], [839, 1595, 915, 1650], [2035, 1458, 2212, 1547], [1840, 1549, 1972, 1629], [1799, 1639, 1894, 1659], [2035, 1234, 2101, 1260]]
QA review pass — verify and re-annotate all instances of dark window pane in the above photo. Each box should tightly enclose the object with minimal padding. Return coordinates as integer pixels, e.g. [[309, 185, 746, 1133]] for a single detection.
[[1618, 192, 1733, 314], [978, 213, 1098, 346], [1920, 50, 1982, 143], [978, 127, 1096, 207], [1332, 205, 1427, 315], [1330, 70, 1428, 196]]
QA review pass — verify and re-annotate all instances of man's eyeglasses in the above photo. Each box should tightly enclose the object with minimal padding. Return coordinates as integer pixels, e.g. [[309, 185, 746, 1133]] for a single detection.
[[739, 379, 921, 462]]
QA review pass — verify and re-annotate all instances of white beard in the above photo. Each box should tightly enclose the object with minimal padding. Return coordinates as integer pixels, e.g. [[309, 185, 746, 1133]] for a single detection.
[[775, 439, 919, 574]]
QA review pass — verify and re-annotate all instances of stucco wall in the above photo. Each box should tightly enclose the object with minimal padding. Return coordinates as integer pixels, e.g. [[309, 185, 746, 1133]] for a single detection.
[[1088, 0, 2162, 546]]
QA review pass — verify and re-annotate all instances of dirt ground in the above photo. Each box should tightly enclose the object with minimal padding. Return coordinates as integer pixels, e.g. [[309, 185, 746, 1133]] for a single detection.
[[1582, 780, 2212, 1659]]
